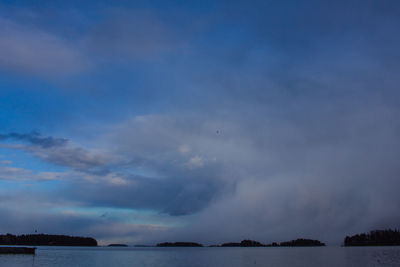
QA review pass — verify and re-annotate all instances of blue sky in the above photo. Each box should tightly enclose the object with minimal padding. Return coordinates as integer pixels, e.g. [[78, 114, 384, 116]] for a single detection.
[[0, 0, 400, 245]]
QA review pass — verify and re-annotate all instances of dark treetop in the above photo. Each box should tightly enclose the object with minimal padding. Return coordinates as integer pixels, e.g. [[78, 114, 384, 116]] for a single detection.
[[344, 229, 400, 246], [221, 240, 265, 247], [0, 233, 97, 246], [279, 238, 325, 247]]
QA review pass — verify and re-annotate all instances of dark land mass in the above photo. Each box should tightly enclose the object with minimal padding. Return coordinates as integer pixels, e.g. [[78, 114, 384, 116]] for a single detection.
[[344, 229, 400, 246], [157, 242, 203, 247], [279, 238, 325, 247], [220, 239, 324, 247], [221, 240, 265, 247], [0, 234, 97, 246], [108, 244, 128, 247]]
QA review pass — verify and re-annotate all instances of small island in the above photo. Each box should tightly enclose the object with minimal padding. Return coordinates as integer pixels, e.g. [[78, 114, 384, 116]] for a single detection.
[[279, 238, 325, 247], [0, 233, 97, 246], [221, 240, 265, 247], [108, 244, 128, 247], [157, 242, 203, 247], [344, 229, 400, 246]]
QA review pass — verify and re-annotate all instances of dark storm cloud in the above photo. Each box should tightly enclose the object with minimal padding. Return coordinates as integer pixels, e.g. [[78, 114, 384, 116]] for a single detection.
[[112, 106, 400, 244], [42, 84, 400, 241], [0, 131, 112, 172], [0, 128, 224, 216], [0, 131, 68, 148], [64, 170, 224, 216]]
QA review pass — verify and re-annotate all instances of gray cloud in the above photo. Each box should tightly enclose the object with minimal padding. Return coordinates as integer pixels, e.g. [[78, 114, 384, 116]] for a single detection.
[[27, 146, 112, 173], [0, 166, 63, 181], [0, 17, 89, 77], [86, 94, 400, 244], [85, 9, 177, 61]]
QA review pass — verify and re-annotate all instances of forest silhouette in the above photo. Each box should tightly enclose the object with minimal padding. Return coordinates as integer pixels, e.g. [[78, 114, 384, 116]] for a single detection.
[[0, 233, 97, 246]]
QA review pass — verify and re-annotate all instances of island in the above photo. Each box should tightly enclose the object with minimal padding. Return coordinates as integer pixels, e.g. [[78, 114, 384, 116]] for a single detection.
[[344, 229, 400, 246], [279, 238, 325, 247], [108, 244, 128, 247], [156, 242, 203, 247], [221, 240, 265, 247], [0, 233, 97, 246], [219, 239, 324, 247]]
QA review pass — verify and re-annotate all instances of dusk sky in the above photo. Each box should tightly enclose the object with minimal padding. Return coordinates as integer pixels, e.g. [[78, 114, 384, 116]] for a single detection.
[[0, 0, 400, 245]]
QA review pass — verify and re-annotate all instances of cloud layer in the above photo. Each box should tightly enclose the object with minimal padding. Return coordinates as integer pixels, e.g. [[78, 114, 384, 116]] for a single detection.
[[0, 0, 400, 245], [0, 17, 88, 77]]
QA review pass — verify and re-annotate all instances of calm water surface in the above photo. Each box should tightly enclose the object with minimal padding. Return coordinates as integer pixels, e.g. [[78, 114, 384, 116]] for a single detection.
[[1, 246, 400, 267]]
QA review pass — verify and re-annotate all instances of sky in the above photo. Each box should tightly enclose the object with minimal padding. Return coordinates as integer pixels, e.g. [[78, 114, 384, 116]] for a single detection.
[[0, 0, 400, 245]]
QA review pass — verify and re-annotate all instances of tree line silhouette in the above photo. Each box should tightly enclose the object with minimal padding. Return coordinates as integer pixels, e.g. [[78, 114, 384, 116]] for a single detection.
[[157, 229, 400, 247], [0, 233, 97, 246], [156, 239, 325, 247], [221, 239, 325, 247], [2, 229, 399, 247], [344, 229, 400, 246]]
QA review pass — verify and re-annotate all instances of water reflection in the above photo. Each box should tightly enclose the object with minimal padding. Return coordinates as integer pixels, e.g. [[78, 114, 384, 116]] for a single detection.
[[1, 246, 400, 267]]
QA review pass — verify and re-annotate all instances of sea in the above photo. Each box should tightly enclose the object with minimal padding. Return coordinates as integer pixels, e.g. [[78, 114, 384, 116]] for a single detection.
[[1, 246, 400, 267]]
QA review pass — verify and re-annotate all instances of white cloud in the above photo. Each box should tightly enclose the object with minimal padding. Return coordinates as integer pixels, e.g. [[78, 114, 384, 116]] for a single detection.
[[178, 144, 190, 154], [186, 156, 204, 169], [104, 174, 130, 186]]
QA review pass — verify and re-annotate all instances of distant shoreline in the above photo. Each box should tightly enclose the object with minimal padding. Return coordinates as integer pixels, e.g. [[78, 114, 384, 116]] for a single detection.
[[3, 229, 399, 248], [0, 234, 97, 246], [344, 229, 400, 246], [155, 239, 325, 248]]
